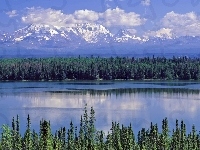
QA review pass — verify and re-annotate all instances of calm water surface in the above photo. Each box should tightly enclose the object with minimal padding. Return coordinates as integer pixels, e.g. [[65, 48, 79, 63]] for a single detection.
[[0, 81, 200, 133]]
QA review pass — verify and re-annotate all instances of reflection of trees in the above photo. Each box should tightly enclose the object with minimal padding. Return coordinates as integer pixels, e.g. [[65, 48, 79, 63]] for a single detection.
[[46, 88, 200, 97]]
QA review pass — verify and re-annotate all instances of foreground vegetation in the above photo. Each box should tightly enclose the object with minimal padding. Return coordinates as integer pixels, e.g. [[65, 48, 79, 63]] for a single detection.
[[0, 56, 200, 80], [1, 105, 200, 149]]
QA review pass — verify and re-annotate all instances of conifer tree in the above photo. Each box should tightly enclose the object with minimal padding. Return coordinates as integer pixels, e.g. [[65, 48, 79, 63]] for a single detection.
[[88, 106, 96, 149], [39, 120, 53, 150], [15, 115, 22, 150], [67, 121, 75, 150], [1, 125, 12, 150], [23, 114, 33, 150], [32, 129, 39, 150], [79, 115, 85, 150]]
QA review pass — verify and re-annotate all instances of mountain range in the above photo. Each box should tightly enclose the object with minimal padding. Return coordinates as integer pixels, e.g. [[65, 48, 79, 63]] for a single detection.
[[1, 23, 200, 57]]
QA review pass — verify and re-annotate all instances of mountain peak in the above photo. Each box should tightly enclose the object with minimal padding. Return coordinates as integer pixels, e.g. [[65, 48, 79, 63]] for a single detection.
[[114, 29, 142, 42], [74, 23, 113, 43], [116, 29, 132, 36], [2, 23, 200, 52]]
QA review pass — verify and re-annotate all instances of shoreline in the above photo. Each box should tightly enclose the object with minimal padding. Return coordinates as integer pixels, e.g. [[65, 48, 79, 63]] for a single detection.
[[0, 79, 197, 82]]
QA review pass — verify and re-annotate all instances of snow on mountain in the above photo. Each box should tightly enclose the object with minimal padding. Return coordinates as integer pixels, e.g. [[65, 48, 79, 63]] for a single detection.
[[115, 29, 141, 42], [0, 31, 12, 43], [13, 24, 69, 42], [114, 29, 142, 43], [70, 23, 113, 43], [13, 23, 113, 45], [1, 23, 200, 53], [11, 24, 81, 49]]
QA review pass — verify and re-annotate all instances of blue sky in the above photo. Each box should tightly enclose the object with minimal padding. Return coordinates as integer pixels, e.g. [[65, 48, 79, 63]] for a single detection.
[[1, 0, 200, 37]]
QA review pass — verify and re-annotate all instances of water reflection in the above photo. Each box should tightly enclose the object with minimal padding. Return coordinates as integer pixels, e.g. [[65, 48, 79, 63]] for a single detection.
[[0, 84, 200, 133]]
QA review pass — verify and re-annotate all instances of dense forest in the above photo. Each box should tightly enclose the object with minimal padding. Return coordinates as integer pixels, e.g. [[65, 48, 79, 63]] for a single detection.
[[0, 56, 200, 80], [0, 105, 200, 149]]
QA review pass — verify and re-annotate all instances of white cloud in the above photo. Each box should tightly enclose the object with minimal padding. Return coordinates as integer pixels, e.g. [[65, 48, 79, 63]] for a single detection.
[[22, 7, 68, 27], [146, 11, 200, 38], [161, 11, 198, 28], [99, 7, 146, 27], [6, 10, 18, 17], [22, 7, 99, 28], [145, 28, 173, 38], [21, 7, 145, 29], [74, 10, 99, 22], [141, 0, 151, 6]]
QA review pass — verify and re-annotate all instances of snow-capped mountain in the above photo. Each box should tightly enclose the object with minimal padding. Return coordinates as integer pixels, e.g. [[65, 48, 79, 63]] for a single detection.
[[1, 23, 200, 55], [67, 23, 113, 43], [13, 23, 113, 45], [114, 29, 142, 43], [12, 24, 81, 49]]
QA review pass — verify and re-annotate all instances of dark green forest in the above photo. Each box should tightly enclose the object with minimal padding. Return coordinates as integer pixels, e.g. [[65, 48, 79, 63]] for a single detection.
[[0, 56, 200, 80], [1, 105, 200, 150]]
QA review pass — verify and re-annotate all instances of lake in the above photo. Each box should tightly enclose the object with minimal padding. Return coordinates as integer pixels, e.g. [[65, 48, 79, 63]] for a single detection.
[[0, 80, 200, 134]]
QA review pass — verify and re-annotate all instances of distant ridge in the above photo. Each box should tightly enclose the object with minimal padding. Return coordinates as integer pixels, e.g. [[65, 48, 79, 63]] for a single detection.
[[1, 23, 200, 56]]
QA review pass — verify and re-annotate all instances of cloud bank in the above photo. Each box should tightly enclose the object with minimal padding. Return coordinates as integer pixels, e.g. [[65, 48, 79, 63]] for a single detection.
[[99, 7, 146, 27], [7, 7, 200, 38], [21, 7, 145, 29], [147, 11, 200, 38]]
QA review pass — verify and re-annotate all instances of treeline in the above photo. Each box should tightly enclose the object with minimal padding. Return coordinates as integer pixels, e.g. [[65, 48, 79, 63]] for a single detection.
[[0, 56, 200, 80], [1, 105, 200, 149]]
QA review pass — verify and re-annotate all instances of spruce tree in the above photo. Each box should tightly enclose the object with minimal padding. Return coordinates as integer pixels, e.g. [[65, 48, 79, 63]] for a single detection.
[[23, 114, 33, 150]]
